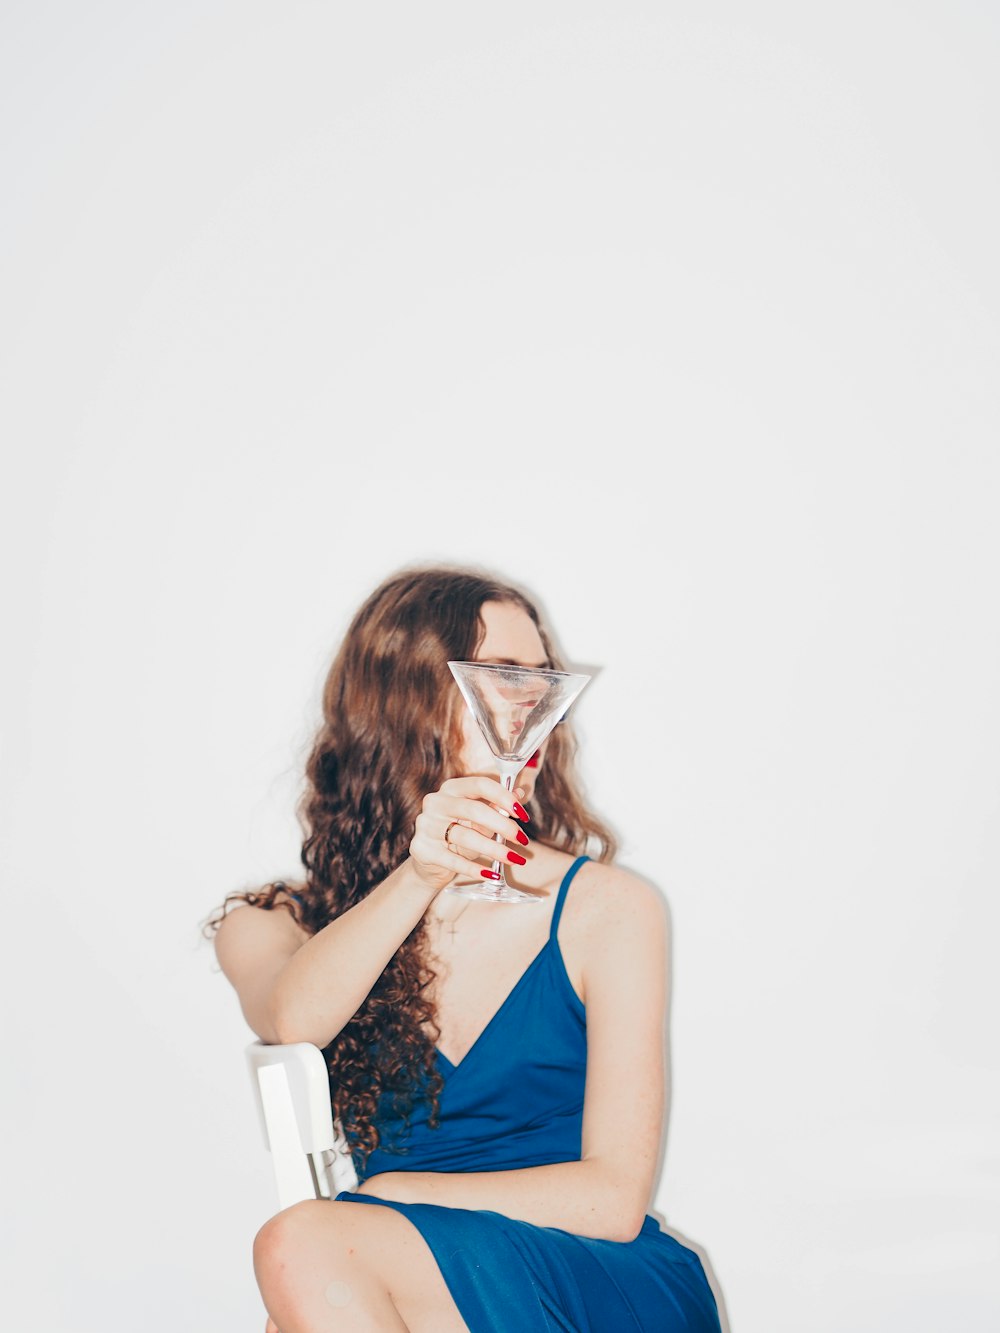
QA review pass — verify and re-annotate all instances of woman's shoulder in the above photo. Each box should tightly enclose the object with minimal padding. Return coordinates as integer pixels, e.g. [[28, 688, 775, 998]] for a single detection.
[[560, 858, 669, 997], [213, 885, 310, 976], [559, 857, 668, 982]]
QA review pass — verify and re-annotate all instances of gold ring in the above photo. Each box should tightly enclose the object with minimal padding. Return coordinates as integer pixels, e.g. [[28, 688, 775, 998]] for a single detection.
[[444, 820, 460, 851]]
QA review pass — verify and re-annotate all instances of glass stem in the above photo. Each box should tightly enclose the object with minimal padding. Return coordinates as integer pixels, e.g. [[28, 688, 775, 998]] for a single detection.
[[493, 762, 521, 879]]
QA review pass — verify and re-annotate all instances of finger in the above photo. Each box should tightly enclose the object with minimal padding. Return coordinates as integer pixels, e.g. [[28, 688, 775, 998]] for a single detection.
[[440, 796, 530, 845], [420, 795, 525, 848], [445, 821, 529, 867], [414, 842, 502, 884], [410, 825, 499, 879], [442, 821, 528, 863], [440, 774, 528, 818]]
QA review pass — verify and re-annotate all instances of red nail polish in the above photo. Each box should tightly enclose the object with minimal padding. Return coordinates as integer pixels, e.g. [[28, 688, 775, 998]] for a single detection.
[[507, 851, 527, 866], [513, 802, 530, 822], [516, 830, 529, 846], [480, 869, 501, 880]]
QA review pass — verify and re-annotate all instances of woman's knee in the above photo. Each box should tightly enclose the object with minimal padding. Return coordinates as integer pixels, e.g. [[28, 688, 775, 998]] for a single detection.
[[253, 1200, 344, 1284], [254, 1201, 409, 1328]]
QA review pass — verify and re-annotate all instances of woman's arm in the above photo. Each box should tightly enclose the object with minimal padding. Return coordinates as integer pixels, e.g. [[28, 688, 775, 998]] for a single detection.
[[358, 1159, 635, 1242], [214, 775, 530, 1048], [214, 859, 439, 1046], [358, 867, 668, 1243]]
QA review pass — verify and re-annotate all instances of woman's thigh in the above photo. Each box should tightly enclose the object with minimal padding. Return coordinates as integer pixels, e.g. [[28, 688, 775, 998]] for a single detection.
[[255, 1198, 469, 1333]]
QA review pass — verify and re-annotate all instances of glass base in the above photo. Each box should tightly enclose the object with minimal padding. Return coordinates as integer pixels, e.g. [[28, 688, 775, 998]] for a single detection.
[[446, 878, 542, 904]]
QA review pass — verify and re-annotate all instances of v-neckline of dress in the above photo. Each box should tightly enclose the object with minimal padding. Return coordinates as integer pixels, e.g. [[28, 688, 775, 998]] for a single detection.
[[434, 940, 552, 1074]]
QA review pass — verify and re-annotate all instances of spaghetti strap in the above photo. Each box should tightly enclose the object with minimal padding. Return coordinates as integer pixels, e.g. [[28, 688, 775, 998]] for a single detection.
[[549, 855, 591, 941]]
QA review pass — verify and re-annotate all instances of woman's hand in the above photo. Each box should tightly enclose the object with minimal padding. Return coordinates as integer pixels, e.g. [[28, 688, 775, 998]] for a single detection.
[[408, 775, 530, 893]]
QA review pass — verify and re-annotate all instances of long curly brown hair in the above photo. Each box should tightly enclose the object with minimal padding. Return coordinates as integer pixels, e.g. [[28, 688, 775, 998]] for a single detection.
[[206, 565, 616, 1170]]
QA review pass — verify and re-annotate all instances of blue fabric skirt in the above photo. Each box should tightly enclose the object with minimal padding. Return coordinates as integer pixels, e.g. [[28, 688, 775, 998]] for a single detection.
[[337, 1192, 721, 1332]]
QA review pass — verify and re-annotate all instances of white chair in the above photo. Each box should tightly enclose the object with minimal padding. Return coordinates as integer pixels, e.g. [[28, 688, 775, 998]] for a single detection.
[[246, 1041, 358, 1209]]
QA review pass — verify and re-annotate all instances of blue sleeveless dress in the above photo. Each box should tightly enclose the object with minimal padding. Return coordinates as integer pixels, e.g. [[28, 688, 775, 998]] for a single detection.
[[335, 857, 721, 1332]]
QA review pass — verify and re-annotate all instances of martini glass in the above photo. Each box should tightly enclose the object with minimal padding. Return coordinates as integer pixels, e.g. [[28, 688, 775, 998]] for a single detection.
[[447, 661, 591, 903]]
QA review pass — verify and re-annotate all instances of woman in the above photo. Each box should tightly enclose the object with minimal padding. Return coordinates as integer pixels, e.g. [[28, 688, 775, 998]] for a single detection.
[[210, 567, 722, 1333]]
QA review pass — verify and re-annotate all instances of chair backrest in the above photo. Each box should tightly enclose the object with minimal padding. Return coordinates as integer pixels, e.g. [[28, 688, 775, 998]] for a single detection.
[[246, 1041, 358, 1209]]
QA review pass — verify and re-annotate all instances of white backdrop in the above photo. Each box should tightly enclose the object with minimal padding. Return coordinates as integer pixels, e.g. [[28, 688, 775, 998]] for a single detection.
[[2, 4, 998, 1331]]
